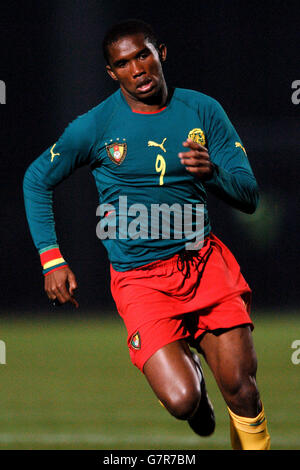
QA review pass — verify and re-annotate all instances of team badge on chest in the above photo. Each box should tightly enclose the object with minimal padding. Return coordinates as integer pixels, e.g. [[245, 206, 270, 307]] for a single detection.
[[106, 141, 127, 165], [188, 128, 206, 147]]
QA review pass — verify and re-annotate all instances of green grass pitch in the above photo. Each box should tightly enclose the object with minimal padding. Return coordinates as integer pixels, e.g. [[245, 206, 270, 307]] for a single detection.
[[0, 311, 299, 450]]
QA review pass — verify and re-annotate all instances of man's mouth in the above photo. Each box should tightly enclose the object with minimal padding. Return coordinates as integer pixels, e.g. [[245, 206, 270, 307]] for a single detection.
[[136, 79, 153, 93]]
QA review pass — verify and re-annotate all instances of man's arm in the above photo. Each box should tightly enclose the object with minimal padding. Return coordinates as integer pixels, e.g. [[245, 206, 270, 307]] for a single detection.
[[23, 114, 96, 306], [179, 99, 259, 214]]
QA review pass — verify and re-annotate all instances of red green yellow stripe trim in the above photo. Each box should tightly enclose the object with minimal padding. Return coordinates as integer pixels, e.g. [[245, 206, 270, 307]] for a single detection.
[[39, 244, 59, 254], [43, 257, 65, 270], [39, 245, 68, 275], [43, 263, 68, 276], [40, 248, 62, 266]]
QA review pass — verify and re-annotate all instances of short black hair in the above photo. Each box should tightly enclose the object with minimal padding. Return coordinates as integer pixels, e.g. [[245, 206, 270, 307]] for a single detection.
[[102, 19, 159, 65]]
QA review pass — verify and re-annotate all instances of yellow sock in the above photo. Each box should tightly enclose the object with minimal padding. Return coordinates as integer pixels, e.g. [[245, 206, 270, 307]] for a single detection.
[[228, 405, 271, 450]]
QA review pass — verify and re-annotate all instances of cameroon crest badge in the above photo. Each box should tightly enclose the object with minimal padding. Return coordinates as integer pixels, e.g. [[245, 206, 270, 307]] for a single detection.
[[106, 142, 127, 165], [130, 331, 141, 350], [188, 128, 206, 147]]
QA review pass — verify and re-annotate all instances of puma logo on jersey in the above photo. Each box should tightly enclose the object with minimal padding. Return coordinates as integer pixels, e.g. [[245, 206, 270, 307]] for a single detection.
[[235, 142, 247, 155], [148, 137, 167, 153], [50, 143, 60, 162]]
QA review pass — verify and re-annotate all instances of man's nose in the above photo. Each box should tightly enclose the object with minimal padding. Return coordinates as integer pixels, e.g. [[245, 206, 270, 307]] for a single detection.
[[130, 60, 145, 77]]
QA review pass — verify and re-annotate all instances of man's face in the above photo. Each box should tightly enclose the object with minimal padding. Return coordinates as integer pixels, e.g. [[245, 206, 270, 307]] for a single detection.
[[106, 33, 167, 102]]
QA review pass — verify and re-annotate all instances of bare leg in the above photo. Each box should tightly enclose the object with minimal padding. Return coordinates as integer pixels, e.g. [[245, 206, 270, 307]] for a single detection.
[[143, 340, 201, 420], [199, 325, 261, 417]]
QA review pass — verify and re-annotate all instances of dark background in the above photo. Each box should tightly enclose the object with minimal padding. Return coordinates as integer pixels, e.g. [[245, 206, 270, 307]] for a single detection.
[[0, 0, 299, 314]]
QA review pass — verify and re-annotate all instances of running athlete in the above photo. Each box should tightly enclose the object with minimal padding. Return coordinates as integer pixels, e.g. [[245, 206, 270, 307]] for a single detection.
[[23, 20, 271, 450]]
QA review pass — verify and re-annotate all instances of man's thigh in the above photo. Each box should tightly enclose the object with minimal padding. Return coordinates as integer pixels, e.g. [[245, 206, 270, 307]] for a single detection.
[[198, 325, 258, 390], [143, 339, 201, 417]]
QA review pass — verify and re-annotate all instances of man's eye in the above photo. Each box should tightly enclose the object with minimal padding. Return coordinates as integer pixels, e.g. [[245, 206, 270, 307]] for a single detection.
[[139, 52, 149, 60]]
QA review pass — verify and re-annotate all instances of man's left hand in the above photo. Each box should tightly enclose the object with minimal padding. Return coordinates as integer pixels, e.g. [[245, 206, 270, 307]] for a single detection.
[[178, 139, 214, 181]]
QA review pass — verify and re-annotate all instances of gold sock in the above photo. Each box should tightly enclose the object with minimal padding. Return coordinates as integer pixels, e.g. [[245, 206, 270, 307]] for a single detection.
[[227, 405, 271, 450]]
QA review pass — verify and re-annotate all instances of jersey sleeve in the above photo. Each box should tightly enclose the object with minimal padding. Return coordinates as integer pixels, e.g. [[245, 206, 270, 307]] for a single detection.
[[203, 99, 259, 214], [23, 113, 97, 275]]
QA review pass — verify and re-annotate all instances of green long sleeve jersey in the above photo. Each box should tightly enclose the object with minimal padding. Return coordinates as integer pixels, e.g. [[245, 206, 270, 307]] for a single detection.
[[23, 87, 259, 273]]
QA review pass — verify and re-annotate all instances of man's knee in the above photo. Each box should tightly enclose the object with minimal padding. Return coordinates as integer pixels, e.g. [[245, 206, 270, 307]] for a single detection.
[[143, 340, 202, 420], [162, 385, 201, 420], [224, 374, 261, 416]]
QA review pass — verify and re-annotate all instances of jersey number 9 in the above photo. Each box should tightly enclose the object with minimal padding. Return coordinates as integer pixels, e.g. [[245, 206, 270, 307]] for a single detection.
[[155, 154, 166, 186]]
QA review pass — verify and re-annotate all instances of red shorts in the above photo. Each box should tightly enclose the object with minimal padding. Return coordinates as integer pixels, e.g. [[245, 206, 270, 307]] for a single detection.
[[110, 233, 253, 372]]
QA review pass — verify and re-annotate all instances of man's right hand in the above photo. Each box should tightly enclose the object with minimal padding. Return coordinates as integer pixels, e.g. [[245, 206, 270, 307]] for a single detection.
[[44, 266, 79, 308]]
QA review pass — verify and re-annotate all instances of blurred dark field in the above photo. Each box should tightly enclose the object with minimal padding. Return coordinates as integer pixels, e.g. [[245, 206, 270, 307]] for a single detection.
[[0, 313, 299, 450]]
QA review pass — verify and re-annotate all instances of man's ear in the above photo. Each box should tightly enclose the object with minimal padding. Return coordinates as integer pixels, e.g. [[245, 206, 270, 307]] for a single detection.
[[106, 65, 119, 82], [158, 44, 167, 63]]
